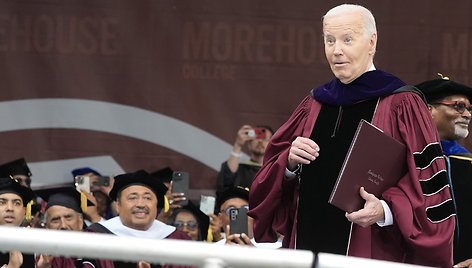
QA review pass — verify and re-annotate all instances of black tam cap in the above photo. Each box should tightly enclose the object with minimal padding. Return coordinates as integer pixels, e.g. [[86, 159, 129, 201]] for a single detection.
[[0, 177, 34, 206], [35, 187, 94, 213], [415, 77, 472, 103], [110, 170, 168, 209], [151, 167, 174, 184], [215, 186, 249, 213], [0, 158, 32, 177]]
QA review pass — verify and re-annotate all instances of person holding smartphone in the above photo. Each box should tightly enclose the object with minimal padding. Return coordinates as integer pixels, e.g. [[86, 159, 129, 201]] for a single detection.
[[71, 167, 116, 222], [216, 125, 274, 192], [152, 167, 188, 224], [212, 186, 281, 249]]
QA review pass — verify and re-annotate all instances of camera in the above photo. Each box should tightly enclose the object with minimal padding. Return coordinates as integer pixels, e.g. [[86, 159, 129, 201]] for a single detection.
[[230, 208, 239, 221], [247, 127, 266, 140]]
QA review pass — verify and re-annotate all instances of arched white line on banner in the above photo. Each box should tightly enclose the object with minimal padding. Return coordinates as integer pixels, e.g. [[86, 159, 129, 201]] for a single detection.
[[0, 98, 233, 171]]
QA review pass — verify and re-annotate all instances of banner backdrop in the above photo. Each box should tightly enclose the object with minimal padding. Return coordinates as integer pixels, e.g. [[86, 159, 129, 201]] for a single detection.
[[0, 0, 471, 197]]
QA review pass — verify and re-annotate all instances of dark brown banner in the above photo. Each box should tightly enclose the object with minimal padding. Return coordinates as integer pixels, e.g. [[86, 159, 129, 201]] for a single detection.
[[0, 0, 470, 197]]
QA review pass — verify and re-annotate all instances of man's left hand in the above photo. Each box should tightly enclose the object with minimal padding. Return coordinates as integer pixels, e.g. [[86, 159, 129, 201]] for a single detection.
[[345, 187, 384, 227]]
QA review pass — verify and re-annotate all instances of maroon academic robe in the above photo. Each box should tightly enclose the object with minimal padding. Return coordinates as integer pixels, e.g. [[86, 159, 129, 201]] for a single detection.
[[248, 92, 455, 267], [36, 256, 99, 268]]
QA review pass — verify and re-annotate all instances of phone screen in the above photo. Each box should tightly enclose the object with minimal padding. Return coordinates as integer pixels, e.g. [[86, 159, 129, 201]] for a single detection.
[[172, 171, 189, 206], [199, 195, 215, 215], [74, 175, 91, 193], [254, 128, 267, 140], [96, 176, 110, 187], [229, 207, 248, 235]]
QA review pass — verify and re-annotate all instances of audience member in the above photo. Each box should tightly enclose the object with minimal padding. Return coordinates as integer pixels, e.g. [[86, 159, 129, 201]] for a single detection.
[[35, 186, 97, 268], [87, 169, 191, 268], [0, 158, 43, 227], [152, 167, 186, 223], [248, 4, 455, 267], [72, 167, 116, 223], [169, 201, 211, 241], [0, 177, 35, 267], [0, 158, 32, 188], [415, 76, 472, 267], [213, 186, 281, 248], [216, 125, 273, 192]]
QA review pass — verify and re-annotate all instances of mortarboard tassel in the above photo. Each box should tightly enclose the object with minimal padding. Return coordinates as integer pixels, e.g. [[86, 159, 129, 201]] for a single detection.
[[207, 225, 213, 242], [80, 192, 87, 213], [25, 200, 33, 221], [163, 195, 170, 213]]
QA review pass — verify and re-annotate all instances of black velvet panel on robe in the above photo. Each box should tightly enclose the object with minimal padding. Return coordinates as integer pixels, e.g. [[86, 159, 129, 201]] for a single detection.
[[449, 156, 472, 263], [296, 98, 378, 254]]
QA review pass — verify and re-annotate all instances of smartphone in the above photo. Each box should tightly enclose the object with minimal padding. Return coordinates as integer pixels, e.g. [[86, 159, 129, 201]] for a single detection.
[[248, 127, 267, 140], [199, 195, 216, 215], [94, 176, 110, 187], [229, 207, 248, 235], [74, 175, 91, 193], [254, 128, 267, 139], [172, 171, 189, 206]]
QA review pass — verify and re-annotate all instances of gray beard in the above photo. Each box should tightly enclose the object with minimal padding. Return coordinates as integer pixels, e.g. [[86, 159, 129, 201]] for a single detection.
[[454, 125, 469, 139]]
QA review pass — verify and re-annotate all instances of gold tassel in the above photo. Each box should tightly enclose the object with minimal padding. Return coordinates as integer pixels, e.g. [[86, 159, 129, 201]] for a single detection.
[[206, 225, 213, 242], [25, 200, 33, 221], [80, 192, 87, 213], [163, 195, 170, 213]]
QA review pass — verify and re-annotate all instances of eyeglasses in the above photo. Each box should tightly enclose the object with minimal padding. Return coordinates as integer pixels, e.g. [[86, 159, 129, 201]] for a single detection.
[[221, 205, 249, 216], [173, 221, 198, 230], [432, 101, 472, 114]]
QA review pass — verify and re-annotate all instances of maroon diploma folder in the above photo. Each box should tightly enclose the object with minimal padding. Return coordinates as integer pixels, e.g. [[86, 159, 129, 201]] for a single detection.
[[328, 119, 407, 213]]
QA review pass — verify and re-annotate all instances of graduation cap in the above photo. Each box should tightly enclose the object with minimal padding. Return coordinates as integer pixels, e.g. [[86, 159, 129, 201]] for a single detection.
[[415, 74, 472, 103], [173, 201, 212, 242], [109, 169, 169, 212], [0, 158, 32, 177], [0, 177, 35, 220], [151, 167, 174, 184], [35, 186, 94, 214], [215, 186, 249, 213], [71, 167, 102, 178]]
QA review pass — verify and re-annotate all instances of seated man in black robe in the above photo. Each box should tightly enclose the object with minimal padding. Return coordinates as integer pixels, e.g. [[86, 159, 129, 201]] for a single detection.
[[87, 169, 191, 268], [0, 177, 35, 268]]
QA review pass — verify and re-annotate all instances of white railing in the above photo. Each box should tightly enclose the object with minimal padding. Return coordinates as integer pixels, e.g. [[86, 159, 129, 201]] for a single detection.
[[0, 226, 435, 268], [0, 226, 313, 268]]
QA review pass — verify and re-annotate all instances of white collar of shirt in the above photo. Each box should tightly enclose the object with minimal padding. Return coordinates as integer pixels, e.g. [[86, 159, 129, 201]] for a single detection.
[[368, 63, 376, 71], [99, 216, 176, 239]]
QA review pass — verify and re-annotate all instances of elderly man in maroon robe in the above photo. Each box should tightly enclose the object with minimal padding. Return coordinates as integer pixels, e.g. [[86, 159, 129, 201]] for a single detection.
[[248, 4, 455, 268]]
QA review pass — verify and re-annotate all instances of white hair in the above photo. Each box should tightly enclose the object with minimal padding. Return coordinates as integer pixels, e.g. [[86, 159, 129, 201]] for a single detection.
[[323, 4, 377, 37]]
